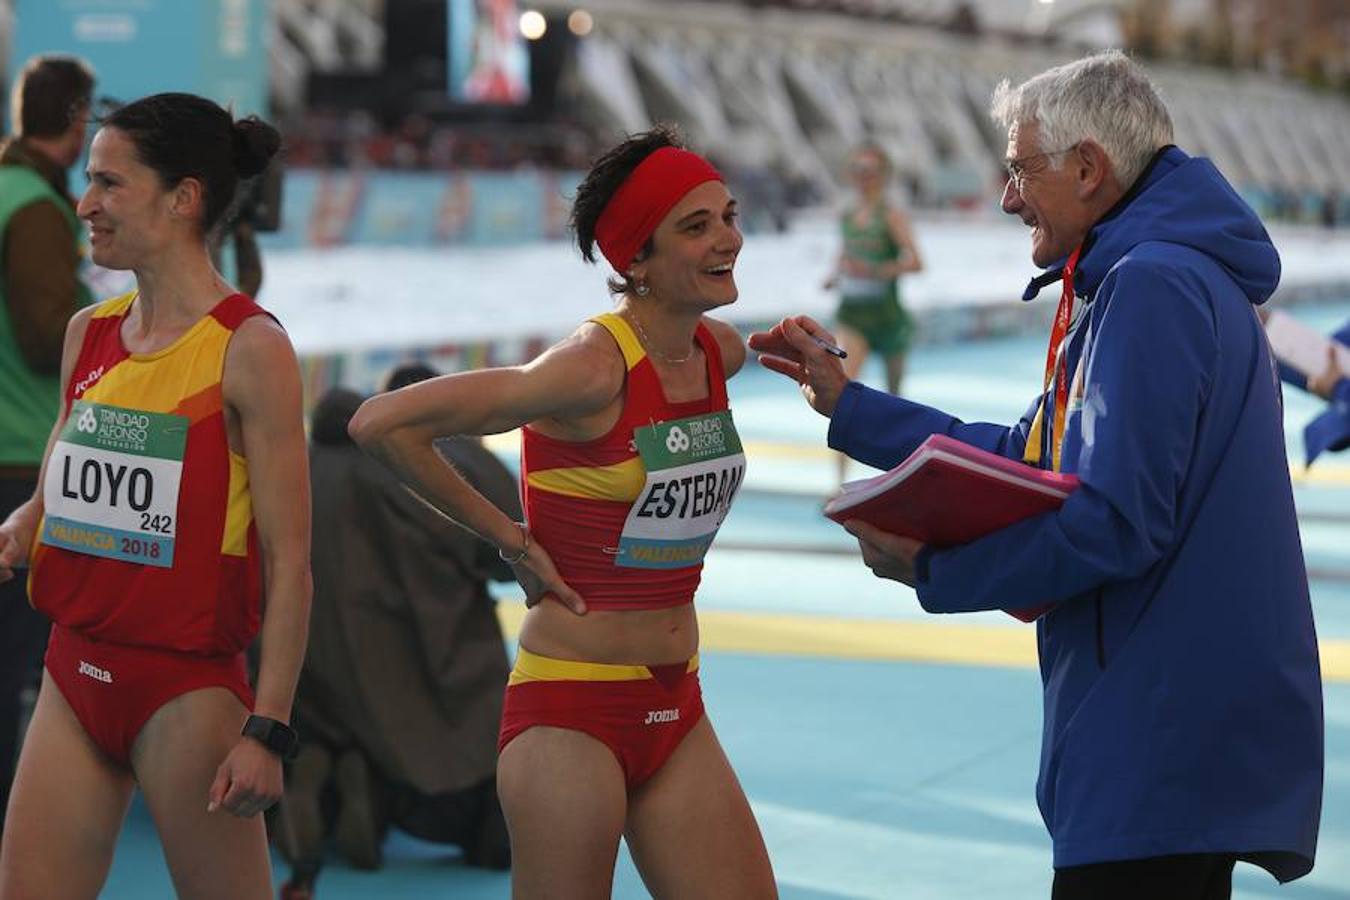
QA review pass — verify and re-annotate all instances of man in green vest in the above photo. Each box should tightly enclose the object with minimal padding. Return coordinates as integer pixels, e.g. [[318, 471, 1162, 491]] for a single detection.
[[0, 54, 95, 830]]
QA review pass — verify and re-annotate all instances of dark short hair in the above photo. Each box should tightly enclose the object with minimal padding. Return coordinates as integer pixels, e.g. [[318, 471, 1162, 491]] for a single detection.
[[103, 93, 282, 234], [570, 124, 684, 294], [381, 362, 441, 393], [12, 55, 95, 138]]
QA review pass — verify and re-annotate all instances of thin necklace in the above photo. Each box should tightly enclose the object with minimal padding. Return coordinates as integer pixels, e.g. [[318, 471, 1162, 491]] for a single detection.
[[625, 309, 695, 365]]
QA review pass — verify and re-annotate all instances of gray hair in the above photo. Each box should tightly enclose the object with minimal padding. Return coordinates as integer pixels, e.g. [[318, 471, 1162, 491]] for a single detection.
[[990, 49, 1173, 190]]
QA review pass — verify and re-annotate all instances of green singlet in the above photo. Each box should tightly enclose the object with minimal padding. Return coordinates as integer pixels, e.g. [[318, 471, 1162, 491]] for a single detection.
[[834, 202, 915, 356]]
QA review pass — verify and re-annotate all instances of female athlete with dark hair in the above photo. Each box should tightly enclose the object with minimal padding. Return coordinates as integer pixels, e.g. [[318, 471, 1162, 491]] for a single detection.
[[0, 93, 310, 900], [350, 126, 777, 898]]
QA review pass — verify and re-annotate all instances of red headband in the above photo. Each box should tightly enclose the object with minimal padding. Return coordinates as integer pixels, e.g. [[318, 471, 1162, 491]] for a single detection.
[[594, 147, 723, 274]]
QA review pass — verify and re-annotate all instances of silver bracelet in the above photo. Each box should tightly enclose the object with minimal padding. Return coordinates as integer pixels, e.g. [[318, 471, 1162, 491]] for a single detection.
[[497, 521, 530, 564]]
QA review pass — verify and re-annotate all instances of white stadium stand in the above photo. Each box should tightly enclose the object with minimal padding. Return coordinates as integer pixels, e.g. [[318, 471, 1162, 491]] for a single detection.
[[4, 0, 1346, 205]]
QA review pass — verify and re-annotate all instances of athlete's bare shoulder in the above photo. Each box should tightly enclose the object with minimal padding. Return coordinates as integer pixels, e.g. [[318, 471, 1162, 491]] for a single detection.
[[58, 304, 100, 390], [225, 312, 293, 365], [562, 318, 629, 385], [221, 313, 300, 409], [521, 318, 628, 417], [65, 303, 98, 345], [700, 315, 748, 377]]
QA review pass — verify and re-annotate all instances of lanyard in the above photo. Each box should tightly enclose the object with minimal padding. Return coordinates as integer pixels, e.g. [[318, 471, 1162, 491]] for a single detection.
[[1023, 245, 1082, 472]]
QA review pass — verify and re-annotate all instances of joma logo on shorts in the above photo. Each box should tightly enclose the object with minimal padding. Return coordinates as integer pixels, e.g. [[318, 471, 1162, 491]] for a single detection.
[[643, 708, 679, 725], [78, 660, 113, 683]]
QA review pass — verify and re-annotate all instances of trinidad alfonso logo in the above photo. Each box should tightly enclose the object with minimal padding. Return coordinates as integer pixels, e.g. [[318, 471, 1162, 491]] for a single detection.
[[77, 407, 99, 434], [665, 425, 691, 453]]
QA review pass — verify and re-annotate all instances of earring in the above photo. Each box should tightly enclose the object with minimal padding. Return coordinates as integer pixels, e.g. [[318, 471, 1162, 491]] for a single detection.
[[635, 279, 650, 297]]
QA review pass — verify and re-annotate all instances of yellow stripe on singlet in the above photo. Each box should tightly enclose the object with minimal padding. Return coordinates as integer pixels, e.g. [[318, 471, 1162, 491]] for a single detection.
[[90, 292, 136, 320], [508, 646, 700, 687], [589, 312, 645, 370], [221, 451, 253, 557], [81, 315, 233, 414], [525, 457, 647, 501]]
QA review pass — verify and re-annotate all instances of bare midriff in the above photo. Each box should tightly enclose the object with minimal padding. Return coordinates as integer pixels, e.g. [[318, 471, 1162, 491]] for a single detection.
[[518, 600, 699, 666]]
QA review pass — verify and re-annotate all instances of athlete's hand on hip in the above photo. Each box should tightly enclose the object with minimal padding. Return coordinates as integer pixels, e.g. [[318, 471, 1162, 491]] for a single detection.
[[748, 315, 849, 417], [512, 543, 587, 616], [208, 736, 284, 817]]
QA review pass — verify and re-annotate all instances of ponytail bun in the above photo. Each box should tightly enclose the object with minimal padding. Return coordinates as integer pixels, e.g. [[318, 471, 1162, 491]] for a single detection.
[[232, 116, 281, 178]]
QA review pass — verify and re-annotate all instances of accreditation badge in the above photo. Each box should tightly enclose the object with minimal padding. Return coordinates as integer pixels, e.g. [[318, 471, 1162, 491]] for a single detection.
[[41, 400, 187, 568], [616, 410, 747, 569]]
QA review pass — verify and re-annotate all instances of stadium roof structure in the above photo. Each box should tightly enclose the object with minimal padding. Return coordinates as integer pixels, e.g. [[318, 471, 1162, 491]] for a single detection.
[[536, 0, 1349, 202]]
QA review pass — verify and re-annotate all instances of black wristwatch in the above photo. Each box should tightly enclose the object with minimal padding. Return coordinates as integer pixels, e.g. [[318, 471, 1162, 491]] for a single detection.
[[241, 714, 300, 762]]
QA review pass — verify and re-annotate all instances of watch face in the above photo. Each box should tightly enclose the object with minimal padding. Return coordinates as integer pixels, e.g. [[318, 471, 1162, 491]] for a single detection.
[[245, 716, 298, 759]]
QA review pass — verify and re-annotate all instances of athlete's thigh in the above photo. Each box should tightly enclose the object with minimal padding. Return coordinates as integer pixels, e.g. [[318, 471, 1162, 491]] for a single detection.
[[625, 717, 777, 900], [497, 726, 628, 900], [835, 323, 870, 380], [0, 671, 134, 900], [131, 686, 271, 900]]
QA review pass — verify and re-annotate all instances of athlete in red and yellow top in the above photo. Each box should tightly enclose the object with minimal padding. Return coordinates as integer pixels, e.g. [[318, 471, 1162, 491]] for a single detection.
[[30, 290, 267, 653], [0, 94, 308, 900], [351, 129, 776, 899], [522, 311, 744, 611]]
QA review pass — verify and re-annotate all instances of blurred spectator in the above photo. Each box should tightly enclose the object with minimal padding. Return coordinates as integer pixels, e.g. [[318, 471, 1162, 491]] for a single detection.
[[277, 111, 603, 174], [1321, 190, 1340, 230], [0, 53, 95, 834], [277, 369, 517, 899], [1278, 322, 1350, 466]]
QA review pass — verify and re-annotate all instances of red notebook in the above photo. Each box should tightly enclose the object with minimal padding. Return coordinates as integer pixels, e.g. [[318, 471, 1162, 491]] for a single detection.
[[824, 434, 1079, 622]]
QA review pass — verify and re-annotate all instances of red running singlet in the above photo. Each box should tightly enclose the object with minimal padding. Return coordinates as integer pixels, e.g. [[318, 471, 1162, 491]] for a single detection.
[[520, 313, 746, 611], [29, 291, 268, 655]]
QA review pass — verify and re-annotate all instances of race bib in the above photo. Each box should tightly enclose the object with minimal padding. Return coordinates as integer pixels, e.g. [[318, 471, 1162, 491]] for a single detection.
[[838, 275, 893, 299], [42, 401, 187, 567], [616, 410, 746, 569]]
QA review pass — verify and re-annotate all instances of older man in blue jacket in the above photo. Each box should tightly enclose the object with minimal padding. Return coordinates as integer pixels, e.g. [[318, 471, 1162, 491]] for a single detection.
[[753, 50, 1322, 899]]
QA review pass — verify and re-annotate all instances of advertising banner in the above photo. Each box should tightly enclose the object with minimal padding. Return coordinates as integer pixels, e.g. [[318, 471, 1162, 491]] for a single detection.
[[9, 0, 268, 118]]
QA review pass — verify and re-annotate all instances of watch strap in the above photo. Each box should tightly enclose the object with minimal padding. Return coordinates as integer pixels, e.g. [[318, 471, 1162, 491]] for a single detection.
[[241, 714, 299, 762]]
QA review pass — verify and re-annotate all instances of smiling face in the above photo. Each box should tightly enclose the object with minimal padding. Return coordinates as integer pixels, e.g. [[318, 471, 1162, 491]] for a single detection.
[[76, 127, 192, 270], [1001, 121, 1095, 268], [634, 180, 743, 310]]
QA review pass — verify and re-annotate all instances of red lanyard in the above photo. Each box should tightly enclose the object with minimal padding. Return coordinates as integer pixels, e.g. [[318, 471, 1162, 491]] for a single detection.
[[1037, 245, 1082, 469]]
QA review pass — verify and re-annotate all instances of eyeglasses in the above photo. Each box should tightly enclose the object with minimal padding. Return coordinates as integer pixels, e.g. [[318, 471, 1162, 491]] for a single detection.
[[1004, 143, 1079, 190]]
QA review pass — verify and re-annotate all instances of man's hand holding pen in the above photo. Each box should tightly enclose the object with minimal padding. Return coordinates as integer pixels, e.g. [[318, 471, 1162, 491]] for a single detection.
[[748, 316, 850, 418]]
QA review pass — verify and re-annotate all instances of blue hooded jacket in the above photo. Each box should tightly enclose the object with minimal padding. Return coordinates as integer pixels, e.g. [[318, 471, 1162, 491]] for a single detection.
[[828, 147, 1323, 879]]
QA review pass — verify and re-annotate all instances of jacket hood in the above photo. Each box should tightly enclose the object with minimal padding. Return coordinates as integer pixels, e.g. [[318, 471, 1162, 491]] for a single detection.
[[1025, 147, 1281, 307], [311, 387, 365, 446]]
